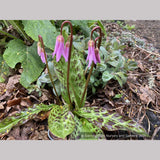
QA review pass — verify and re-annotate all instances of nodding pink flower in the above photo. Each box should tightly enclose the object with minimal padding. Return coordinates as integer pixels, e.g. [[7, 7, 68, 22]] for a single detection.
[[94, 48, 101, 63], [37, 42, 46, 64], [86, 40, 97, 67], [64, 42, 70, 62], [52, 35, 66, 62]]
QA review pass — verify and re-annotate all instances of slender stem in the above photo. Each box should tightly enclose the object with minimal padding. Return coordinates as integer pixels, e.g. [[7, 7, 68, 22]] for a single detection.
[[80, 26, 102, 106], [0, 30, 18, 39], [38, 35, 62, 105], [60, 21, 73, 110], [3, 20, 9, 28], [80, 62, 94, 106], [95, 37, 100, 48]]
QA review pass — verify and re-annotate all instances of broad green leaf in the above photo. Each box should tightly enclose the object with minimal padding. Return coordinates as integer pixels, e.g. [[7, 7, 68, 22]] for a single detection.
[[22, 20, 59, 50], [74, 106, 149, 137], [0, 104, 54, 136], [3, 39, 26, 68], [70, 115, 105, 140], [0, 55, 11, 82], [48, 104, 75, 139], [102, 71, 114, 82], [53, 49, 86, 108], [73, 41, 85, 52], [71, 20, 91, 37], [3, 39, 45, 88]]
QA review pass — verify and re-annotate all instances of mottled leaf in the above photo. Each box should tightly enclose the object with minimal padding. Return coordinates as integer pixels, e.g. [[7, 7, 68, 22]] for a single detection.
[[74, 106, 149, 137], [102, 71, 114, 82], [70, 115, 105, 140], [0, 104, 54, 136], [53, 49, 86, 108], [71, 20, 91, 37], [48, 104, 75, 139]]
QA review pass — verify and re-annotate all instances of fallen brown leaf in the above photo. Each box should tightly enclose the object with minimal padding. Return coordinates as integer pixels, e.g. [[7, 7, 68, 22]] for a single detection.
[[0, 75, 20, 101], [0, 102, 5, 109], [138, 85, 156, 105], [7, 98, 21, 107], [156, 72, 160, 80], [137, 60, 145, 71]]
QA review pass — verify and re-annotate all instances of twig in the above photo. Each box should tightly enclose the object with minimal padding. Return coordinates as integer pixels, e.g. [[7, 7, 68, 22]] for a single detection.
[[145, 115, 151, 134], [151, 126, 160, 140], [135, 44, 160, 57]]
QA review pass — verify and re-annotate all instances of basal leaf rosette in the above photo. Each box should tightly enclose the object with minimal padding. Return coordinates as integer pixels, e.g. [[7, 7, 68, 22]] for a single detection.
[[48, 105, 75, 139], [74, 106, 149, 137]]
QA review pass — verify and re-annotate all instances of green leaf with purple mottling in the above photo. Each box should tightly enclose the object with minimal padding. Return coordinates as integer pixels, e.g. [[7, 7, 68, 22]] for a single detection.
[[74, 106, 149, 137], [0, 104, 54, 136], [48, 104, 75, 139]]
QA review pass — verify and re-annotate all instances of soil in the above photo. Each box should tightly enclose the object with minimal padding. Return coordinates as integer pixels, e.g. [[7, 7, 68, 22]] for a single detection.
[[126, 20, 160, 51]]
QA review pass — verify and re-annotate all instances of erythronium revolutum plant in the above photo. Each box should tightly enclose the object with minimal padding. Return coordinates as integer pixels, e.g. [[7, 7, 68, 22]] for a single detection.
[[0, 21, 149, 140], [43, 21, 148, 139]]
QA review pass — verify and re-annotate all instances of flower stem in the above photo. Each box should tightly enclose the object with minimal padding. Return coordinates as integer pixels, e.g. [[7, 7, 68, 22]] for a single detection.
[[80, 62, 94, 106], [38, 35, 62, 105], [80, 26, 102, 107], [60, 21, 73, 110]]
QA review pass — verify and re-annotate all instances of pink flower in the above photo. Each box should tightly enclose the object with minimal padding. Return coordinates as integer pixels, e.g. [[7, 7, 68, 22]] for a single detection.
[[94, 48, 101, 63], [64, 42, 70, 62], [52, 35, 66, 62], [86, 40, 96, 67], [86, 40, 101, 67], [37, 42, 46, 64]]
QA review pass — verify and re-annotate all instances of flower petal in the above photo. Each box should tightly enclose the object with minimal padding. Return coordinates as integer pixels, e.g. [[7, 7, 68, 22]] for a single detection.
[[56, 42, 64, 62], [41, 52, 46, 64], [37, 42, 41, 56]]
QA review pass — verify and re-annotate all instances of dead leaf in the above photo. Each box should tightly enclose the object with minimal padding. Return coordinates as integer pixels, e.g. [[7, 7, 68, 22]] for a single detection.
[[156, 72, 160, 80], [0, 83, 6, 96], [138, 85, 156, 105], [7, 98, 21, 107], [29, 130, 49, 140], [0, 113, 5, 120], [137, 60, 145, 71], [40, 89, 52, 102], [20, 97, 32, 107], [0, 102, 6, 109], [0, 75, 20, 101], [127, 81, 139, 93], [20, 121, 35, 140], [6, 136, 15, 140], [7, 126, 21, 140]]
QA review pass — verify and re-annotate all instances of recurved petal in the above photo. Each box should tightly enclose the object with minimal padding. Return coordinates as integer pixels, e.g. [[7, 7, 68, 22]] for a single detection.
[[64, 46, 69, 62], [37, 42, 41, 56], [40, 52, 46, 64], [56, 42, 64, 62], [95, 48, 101, 63]]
